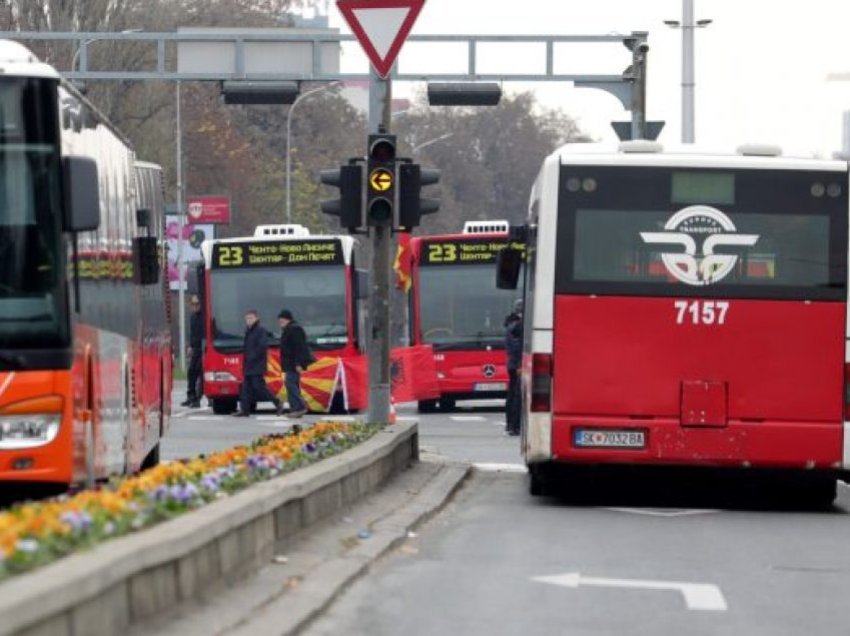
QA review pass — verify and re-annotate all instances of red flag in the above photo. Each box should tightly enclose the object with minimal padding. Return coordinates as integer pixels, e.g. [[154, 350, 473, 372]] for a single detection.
[[393, 232, 413, 293]]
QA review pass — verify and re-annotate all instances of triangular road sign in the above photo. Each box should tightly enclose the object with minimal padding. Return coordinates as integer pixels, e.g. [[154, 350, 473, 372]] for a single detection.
[[337, 0, 426, 79]]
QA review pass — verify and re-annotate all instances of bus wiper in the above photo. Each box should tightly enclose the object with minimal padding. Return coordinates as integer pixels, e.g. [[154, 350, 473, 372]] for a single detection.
[[0, 352, 27, 370]]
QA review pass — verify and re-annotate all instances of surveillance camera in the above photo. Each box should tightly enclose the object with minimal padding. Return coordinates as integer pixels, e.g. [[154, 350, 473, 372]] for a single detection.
[[638, 42, 650, 53]]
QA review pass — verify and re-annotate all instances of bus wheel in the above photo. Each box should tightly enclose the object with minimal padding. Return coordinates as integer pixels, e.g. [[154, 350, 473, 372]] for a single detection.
[[438, 397, 456, 413], [211, 398, 238, 415], [418, 399, 438, 414], [529, 465, 550, 497], [141, 444, 160, 471]]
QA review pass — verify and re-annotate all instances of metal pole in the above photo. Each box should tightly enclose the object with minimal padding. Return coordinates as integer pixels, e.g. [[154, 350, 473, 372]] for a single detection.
[[286, 82, 341, 223], [682, 0, 695, 143], [176, 81, 186, 371], [367, 68, 392, 424], [630, 37, 648, 141]]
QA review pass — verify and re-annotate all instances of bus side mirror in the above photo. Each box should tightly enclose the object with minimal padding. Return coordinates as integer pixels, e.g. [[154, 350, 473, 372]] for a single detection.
[[62, 155, 100, 232], [356, 269, 370, 300], [496, 248, 522, 290], [133, 236, 160, 285]]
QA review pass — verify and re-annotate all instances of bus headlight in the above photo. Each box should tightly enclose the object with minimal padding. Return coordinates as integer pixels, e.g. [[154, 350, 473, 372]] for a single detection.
[[0, 414, 61, 448], [204, 371, 238, 383]]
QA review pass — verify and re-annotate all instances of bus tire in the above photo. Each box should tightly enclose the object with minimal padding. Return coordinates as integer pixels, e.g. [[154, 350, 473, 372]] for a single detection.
[[418, 399, 438, 414], [212, 397, 238, 415], [438, 396, 456, 413], [141, 443, 160, 471], [529, 466, 548, 497]]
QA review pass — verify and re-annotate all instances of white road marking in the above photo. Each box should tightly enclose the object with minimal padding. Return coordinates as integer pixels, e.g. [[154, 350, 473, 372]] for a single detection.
[[602, 507, 719, 518], [473, 462, 527, 474], [532, 572, 727, 611], [450, 415, 487, 422]]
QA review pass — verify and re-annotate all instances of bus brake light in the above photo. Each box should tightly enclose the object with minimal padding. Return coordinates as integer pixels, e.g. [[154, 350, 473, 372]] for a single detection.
[[531, 353, 552, 413]]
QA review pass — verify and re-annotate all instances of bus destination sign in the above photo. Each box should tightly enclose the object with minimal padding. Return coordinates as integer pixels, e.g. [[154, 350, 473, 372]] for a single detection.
[[212, 239, 343, 268], [421, 239, 525, 266]]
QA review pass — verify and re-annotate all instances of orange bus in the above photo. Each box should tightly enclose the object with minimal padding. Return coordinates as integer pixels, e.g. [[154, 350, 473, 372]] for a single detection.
[[0, 41, 172, 491]]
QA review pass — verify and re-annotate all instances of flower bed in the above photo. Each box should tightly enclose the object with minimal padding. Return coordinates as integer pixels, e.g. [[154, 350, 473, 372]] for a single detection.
[[0, 421, 378, 581]]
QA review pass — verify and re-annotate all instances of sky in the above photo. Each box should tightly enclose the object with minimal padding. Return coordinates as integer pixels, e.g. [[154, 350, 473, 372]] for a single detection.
[[320, 0, 850, 156]]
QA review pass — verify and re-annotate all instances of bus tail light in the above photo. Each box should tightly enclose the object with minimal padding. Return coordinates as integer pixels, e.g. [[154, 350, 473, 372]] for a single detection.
[[531, 353, 552, 413]]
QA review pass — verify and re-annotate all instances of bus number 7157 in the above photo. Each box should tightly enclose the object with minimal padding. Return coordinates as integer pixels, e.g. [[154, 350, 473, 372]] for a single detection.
[[674, 300, 729, 325]]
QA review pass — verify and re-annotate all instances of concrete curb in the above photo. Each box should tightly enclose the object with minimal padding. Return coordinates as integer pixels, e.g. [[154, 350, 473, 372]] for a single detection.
[[225, 460, 471, 636], [0, 422, 418, 636]]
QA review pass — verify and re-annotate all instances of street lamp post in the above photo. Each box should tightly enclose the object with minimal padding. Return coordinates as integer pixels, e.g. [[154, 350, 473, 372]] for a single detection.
[[411, 132, 453, 154], [285, 81, 341, 223], [665, 0, 712, 143], [71, 29, 142, 73]]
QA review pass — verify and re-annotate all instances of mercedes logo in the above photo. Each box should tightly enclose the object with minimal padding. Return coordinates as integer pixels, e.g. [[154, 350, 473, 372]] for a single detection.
[[482, 364, 496, 378]]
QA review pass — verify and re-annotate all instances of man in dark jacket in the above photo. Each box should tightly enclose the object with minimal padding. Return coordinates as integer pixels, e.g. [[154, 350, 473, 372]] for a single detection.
[[236, 309, 283, 417], [181, 295, 204, 408], [278, 309, 313, 418], [504, 299, 523, 436]]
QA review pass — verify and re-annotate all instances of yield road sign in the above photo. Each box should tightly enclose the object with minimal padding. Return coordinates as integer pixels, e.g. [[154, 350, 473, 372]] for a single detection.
[[337, 0, 426, 78], [369, 168, 394, 192]]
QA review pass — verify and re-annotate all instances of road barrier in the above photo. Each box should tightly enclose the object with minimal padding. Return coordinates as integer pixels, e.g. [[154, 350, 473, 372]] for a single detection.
[[0, 422, 417, 636]]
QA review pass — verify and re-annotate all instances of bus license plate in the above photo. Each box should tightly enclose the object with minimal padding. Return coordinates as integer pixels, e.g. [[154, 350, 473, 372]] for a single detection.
[[574, 429, 646, 449], [474, 382, 506, 392]]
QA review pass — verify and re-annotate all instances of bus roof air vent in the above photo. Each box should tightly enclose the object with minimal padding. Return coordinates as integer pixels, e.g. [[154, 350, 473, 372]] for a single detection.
[[618, 140, 663, 154], [254, 224, 310, 238], [736, 143, 782, 157], [462, 220, 509, 235]]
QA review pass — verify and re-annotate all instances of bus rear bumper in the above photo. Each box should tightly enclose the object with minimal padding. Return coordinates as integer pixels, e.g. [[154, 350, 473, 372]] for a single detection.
[[546, 416, 844, 472], [0, 448, 72, 485]]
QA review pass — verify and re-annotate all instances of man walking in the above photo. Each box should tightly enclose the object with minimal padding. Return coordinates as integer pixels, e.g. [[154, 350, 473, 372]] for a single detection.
[[236, 309, 283, 417], [181, 295, 204, 408], [278, 309, 313, 418], [504, 299, 523, 436]]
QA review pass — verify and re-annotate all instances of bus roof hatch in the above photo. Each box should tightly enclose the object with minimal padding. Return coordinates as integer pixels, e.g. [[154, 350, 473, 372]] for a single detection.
[[463, 220, 509, 235], [254, 224, 311, 237]]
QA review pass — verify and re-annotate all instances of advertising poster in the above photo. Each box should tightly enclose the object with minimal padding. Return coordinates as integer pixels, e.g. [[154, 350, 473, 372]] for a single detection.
[[165, 214, 214, 291]]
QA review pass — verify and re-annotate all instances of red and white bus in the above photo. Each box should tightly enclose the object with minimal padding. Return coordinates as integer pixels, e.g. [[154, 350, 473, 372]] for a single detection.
[[500, 140, 849, 504], [409, 221, 524, 412], [197, 225, 366, 414], [0, 42, 172, 490]]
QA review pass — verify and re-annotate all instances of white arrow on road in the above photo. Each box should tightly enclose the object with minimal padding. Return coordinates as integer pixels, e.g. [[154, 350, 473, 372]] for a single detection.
[[532, 572, 727, 611]]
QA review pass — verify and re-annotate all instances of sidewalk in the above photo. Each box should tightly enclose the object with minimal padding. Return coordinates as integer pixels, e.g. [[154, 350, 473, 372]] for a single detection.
[[133, 458, 469, 636]]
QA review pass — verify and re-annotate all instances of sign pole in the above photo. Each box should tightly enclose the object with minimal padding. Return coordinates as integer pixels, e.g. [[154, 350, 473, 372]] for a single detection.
[[367, 68, 392, 424]]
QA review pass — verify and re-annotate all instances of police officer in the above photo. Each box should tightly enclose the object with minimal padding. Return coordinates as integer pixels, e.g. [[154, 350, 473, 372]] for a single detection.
[[236, 309, 283, 417], [504, 299, 523, 436]]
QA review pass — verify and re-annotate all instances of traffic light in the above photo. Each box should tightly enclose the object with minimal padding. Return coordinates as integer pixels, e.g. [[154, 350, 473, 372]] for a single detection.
[[320, 164, 362, 231], [397, 163, 440, 230], [367, 134, 396, 226]]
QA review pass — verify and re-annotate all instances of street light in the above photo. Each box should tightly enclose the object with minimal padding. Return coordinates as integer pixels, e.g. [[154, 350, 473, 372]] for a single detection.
[[665, 0, 712, 143], [411, 132, 453, 154], [71, 29, 142, 73], [285, 81, 342, 223]]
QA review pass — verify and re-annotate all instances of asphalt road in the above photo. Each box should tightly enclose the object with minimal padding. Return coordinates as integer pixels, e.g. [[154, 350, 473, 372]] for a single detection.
[[166, 383, 850, 635]]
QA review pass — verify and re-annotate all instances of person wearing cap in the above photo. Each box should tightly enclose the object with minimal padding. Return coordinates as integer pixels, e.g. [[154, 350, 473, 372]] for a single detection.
[[236, 309, 283, 417], [278, 309, 314, 418], [504, 298, 523, 436]]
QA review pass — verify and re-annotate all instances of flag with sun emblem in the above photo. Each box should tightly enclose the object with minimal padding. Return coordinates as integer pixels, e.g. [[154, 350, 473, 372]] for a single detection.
[[264, 354, 342, 413]]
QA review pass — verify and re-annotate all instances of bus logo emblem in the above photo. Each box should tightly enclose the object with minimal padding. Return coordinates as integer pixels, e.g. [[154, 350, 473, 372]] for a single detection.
[[640, 206, 759, 286], [482, 364, 496, 378]]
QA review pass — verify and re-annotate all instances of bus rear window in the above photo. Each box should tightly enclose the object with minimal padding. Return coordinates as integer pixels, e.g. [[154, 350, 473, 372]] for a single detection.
[[556, 166, 847, 300]]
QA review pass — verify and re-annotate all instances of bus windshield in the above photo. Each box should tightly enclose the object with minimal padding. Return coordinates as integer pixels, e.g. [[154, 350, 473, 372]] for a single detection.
[[209, 265, 348, 351], [419, 264, 521, 350], [556, 166, 848, 300], [0, 77, 67, 355]]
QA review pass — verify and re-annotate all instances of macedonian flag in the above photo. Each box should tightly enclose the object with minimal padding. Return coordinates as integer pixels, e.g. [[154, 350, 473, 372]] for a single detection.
[[393, 231, 412, 293], [264, 354, 342, 413]]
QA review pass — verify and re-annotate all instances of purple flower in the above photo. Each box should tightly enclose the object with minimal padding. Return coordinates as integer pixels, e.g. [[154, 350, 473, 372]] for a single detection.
[[168, 483, 199, 504], [60, 510, 93, 532], [200, 474, 221, 491], [149, 485, 169, 502]]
